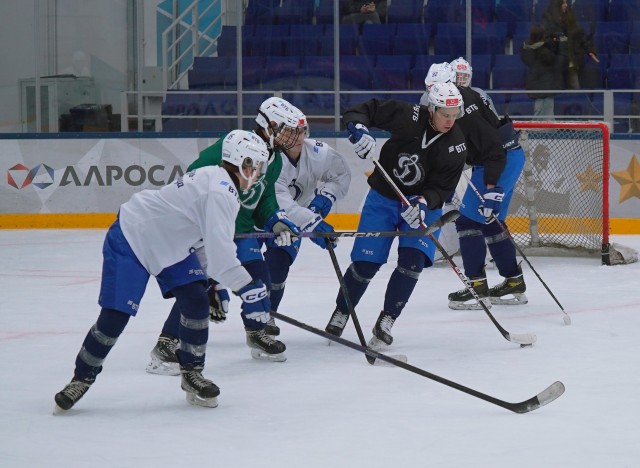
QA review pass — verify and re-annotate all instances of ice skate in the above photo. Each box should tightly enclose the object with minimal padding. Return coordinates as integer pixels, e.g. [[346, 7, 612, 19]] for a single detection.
[[53, 378, 92, 413], [367, 311, 396, 350], [245, 329, 287, 362], [180, 366, 220, 408], [146, 332, 180, 376], [325, 309, 350, 338], [448, 270, 491, 310], [264, 316, 280, 336], [489, 267, 528, 305]]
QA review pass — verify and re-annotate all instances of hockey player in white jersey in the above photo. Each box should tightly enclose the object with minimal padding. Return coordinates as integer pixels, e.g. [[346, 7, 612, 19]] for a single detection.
[[264, 107, 351, 318], [54, 130, 271, 412]]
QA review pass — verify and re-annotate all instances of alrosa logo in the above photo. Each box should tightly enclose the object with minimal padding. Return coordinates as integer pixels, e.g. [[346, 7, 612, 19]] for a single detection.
[[6, 164, 184, 190]]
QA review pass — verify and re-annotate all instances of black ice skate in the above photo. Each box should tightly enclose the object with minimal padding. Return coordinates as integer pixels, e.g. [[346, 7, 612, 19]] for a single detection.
[[264, 316, 280, 336], [53, 378, 92, 413], [489, 266, 528, 305], [180, 366, 220, 408], [325, 308, 350, 338], [245, 329, 287, 362], [146, 332, 180, 376], [448, 270, 491, 310], [367, 311, 396, 350]]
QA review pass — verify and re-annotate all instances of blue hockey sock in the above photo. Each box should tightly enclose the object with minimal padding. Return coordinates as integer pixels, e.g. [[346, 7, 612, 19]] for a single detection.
[[161, 301, 181, 338], [172, 282, 209, 368], [456, 215, 487, 278], [484, 220, 519, 278], [264, 247, 293, 312], [383, 248, 425, 318], [336, 261, 381, 313], [74, 308, 130, 382]]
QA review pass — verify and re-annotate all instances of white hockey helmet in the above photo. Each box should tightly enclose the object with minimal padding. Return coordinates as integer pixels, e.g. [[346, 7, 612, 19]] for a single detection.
[[222, 129, 270, 190], [424, 62, 455, 91], [426, 82, 464, 118], [450, 57, 473, 87], [255, 97, 309, 151]]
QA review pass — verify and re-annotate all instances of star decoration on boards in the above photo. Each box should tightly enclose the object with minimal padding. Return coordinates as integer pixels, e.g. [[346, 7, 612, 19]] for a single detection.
[[611, 154, 640, 203], [576, 165, 602, 193]]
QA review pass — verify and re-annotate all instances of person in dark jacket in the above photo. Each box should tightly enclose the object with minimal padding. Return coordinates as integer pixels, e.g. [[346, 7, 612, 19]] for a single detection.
[[541, 0, 599, 89], [520, 24, 568, 117], [341, 0, 386, 25]]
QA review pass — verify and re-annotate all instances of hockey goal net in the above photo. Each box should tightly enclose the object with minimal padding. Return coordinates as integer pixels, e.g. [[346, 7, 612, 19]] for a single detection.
[[508, 121, 634, 265]]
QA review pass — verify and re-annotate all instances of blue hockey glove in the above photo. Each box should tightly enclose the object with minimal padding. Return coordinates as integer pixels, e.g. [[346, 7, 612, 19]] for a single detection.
[[346, 122, 376, 159], [401, 195, 428, 229], [479, 186, 504, 223], [308, 189, 336, 218], [265, 210, 300, 247], [236, 280, 270, 324], [207, 279, 229, 323], [312, 220, 338, 250]]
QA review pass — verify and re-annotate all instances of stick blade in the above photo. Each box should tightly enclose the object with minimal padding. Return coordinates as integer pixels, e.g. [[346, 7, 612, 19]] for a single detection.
[[507, 332, 537, 346], [509, 381, 566, 414], [367, 354, 408, 366]]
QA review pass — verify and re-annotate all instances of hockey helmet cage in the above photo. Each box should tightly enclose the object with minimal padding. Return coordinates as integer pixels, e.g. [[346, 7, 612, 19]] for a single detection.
[[222, 129, 270, 189], [255, 97, 309, 151], [426, 82, 464, 118], [450, 57, 473, 87]]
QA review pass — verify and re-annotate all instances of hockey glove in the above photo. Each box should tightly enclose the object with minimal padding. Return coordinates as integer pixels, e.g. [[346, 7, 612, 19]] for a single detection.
[[206, 279, 229, 323], [401, 195, 428, 229], [308, 189, 336, 218], [265, 210, 301, 247], [313, 220, 338, 250], [236, 280, 270, 324], [346, 122, 376, 159], [479, 186, 504, 223]]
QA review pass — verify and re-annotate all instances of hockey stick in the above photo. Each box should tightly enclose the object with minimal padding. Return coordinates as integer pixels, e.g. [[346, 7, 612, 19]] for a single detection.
[[462, 173, 571, 325], [271, 311, 565, 413], [372, 159, 536, 346], [325, 240, 408, 366], [234, 227, 452, 240]]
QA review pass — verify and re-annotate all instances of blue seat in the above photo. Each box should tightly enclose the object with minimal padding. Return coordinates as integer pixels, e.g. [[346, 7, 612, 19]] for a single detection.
[[387, 0, 423, 23], [289, 24, 325, 37], [314, 2, 335, 24], [284, 91, 335, 117], [263, 56, 302, 89], [188, 66, 226, 90], [581, 61, 606, 89], [395, 23, 432, 40], [572, 0, 609, 23], [607, 68, 633, 89], [472, 22, 507, 55], [253, 24, 290, 38], [433, 34, 466, 56], [506, 95, 534, 116], [613, 93, 633, 132], [486, 92, 508, 115], [340, 55, 375, 90], [495, 0, 533, 37], [470, 0, 497, 25], [554, 94, 603, 117], [424, 0, 462, 31], [375, 54, 413, 71], [631, 33, 640, 54], [298, 56, 335, 90], [492, 55, 526, 89], [371, 68, 408, 90], [595, 22, 631, 55], [470, 54, 493, 89], [245, 36, 287, 56], [286, 36, 321, 56], [607, 0, 637, 22], [393, 35, 430, 55], [358, 35, 392, 56], [242, 93, 271, 115], [277, 0, 314, 25]]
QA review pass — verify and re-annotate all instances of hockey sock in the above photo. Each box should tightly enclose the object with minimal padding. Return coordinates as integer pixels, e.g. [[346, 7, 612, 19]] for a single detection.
[[241, 260, 273, 330], [172, 282, 210, 368], [74, 308, 130, 383], [336, 261, 381, 313], [456, 215, 487, 277], [383, 248, 426, 318], [160, 301, 181, 338], [264, 247, 293, 312], [484, 220, 519, 278]]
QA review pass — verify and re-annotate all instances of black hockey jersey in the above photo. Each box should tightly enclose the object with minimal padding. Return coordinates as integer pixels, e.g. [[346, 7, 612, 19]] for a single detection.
[[456, 87, 507, 186], [343, 98, 467, 210]]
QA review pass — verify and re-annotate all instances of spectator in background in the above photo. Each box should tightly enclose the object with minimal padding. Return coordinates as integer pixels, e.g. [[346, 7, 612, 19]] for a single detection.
[[542, 0, 599, 89], [341, 1, 386, 25], [520, 24, 568, 117]]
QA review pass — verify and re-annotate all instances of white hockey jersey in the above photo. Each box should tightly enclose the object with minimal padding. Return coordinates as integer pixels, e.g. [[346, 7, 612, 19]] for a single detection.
[[276, 139, 351, 228], [119, 166, 252, 292]]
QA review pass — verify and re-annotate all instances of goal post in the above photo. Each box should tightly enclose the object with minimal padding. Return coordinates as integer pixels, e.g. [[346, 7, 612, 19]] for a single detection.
[[508, 121, 634, 265]]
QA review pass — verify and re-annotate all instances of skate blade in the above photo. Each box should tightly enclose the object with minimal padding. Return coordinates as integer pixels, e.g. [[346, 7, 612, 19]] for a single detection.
[[53, 404, 69, 415], [186, 393, 219, 408], [489, 293, 528, 305], [145, 359, 180, 376], [250, 348, 287, 362], [367, 336, 391, 351], [448, 299, 492, 310], [369, 353, 408, 366]]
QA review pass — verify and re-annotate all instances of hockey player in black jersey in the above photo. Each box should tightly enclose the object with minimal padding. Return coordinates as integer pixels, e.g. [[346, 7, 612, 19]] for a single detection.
[[324, 82, 467, 349], [445, 57, 528, 309]]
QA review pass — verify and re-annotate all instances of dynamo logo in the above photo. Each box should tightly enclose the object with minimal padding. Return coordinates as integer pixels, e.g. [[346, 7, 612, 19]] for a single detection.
[[7, 163, 55, 189]]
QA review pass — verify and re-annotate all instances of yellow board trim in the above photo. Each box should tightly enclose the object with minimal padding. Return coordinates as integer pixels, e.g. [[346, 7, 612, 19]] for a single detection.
[[1, 213, 639, 235]]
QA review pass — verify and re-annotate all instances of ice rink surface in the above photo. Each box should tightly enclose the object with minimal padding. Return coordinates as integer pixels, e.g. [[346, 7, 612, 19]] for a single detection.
[[1, 229, 639, 468]]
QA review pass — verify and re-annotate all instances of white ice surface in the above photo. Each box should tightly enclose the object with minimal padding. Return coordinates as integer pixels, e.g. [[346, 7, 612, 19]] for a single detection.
[[1, 230, 639, 468]]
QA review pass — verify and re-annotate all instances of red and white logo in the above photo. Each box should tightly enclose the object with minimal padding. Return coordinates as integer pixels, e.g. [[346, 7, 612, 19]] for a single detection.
[[445, 98, 460, 107]]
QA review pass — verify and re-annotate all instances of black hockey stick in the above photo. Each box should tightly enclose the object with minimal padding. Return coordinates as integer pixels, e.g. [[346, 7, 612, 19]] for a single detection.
[[234, 226, 454, 240], [462, 173, 571, 325], [271, 311, 565, 413], [372, 159, 536, 346], [325, 240, 408, 366]]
